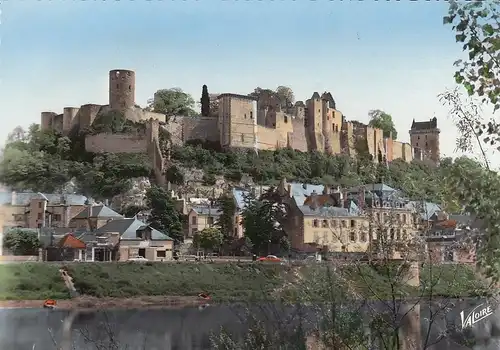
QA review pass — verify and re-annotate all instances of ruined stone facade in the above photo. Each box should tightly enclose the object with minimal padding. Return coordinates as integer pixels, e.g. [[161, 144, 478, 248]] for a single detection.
[[40, 70, 440, 175], [409, 117, 441, 165]]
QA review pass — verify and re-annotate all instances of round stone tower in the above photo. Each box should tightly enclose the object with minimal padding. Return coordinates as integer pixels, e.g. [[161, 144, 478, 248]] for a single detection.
[[109, 69, 135, 111]]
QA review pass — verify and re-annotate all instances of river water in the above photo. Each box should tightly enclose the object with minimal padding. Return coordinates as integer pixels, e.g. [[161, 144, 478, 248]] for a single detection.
[[2, 299, 500, 350]]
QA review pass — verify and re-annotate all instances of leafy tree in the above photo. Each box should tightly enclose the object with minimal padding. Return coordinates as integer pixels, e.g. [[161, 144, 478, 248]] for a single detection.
[[147, 88, 196, 118], [367, 109, 398, 139], [145, 185, 183, 244], [215, 193, 236, 239], [241, 192, 286, 256], [444, 0, 500, 111], [3, 228, 41, 255], [193, 227, 223, 252], [249, 86, 295, 110], [200, 85, 210, 117], [275, 85, 295, 107]]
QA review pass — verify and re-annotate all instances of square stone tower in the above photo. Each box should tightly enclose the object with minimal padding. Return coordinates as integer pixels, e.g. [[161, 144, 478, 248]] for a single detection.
[[409, 117, 440, 164]]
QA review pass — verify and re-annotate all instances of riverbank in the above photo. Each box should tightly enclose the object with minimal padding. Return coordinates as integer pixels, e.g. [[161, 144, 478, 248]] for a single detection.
[[0, 295, 206, 310], [0, 261, 488, 304]]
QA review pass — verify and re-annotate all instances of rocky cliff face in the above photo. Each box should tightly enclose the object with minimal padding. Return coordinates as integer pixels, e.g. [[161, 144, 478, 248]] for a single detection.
[[111, 177, 151, 212]]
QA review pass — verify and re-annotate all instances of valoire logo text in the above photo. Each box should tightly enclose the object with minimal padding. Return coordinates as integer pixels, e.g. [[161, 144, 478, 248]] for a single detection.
[[460, 303, 494, 329]]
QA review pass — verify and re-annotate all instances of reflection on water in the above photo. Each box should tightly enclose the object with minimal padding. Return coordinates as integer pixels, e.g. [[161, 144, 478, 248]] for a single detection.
[[1, 299, 499, 350]]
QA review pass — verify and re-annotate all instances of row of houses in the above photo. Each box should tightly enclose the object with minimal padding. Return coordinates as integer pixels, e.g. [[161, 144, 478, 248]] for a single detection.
[[0, 191, 173, 261], [0, 180, 479, 263], [187, 180, 479, 263]]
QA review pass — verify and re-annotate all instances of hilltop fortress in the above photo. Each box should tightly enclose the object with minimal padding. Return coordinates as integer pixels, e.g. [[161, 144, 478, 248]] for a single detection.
[[40, 69, 440, 183]]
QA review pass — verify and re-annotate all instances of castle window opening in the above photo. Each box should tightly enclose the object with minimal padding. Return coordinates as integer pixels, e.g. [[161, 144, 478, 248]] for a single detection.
[[129, 85, 131, 90], [416, 142, 419, 147], [425, 142, 428, 147], [272, 123, 276, 127], [418, 136, 420, 140], [318, 109, 320, 113], [241, 134, 244, 142], [116, 84, 119, 89]]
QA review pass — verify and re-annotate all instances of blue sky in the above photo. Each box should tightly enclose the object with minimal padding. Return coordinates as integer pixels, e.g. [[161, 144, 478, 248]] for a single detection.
[[1, 1, 495, 164]]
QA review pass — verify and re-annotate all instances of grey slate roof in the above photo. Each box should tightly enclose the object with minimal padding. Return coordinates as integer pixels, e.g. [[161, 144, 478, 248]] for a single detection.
[[0, 191, 88, 206], [94, 218, 172, 240], [72, 205, 123, 219], [298, 205, 357, 217], [191, 206, 221, 216]]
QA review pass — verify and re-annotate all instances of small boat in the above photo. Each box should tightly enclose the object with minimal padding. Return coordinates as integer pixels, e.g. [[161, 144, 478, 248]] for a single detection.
[[198, 293, 211, 301], [43, 299, 57, 309]]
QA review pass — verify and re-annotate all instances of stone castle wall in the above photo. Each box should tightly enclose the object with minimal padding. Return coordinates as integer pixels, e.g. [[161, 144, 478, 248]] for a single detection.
[[85, 134, 148, 154]]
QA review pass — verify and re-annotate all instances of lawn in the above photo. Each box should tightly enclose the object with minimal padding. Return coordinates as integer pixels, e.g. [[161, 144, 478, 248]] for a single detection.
[[0, 261, 487, 302]]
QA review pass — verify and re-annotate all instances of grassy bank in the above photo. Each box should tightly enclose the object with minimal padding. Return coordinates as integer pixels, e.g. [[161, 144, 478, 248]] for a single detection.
[[0, 262, 488, 302]]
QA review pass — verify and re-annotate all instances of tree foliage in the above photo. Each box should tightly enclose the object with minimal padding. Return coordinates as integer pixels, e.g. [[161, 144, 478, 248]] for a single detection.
[[367, 109, 398, 139], [193, 227, 223, 252], [145, 185, 183, 244], [444, 0, 500, 112], [200, 85, 210, 117], [249, 86, 295, 110], [0, 124, 152, 199], [172, 145, 458, 205], [3, 228, 41, 256], [241, 190, 287, 256], [147, 88, 196, 118]]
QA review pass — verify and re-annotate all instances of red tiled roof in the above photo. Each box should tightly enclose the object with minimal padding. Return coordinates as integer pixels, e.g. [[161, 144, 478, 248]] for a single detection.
[[58, 234, 86, 249]]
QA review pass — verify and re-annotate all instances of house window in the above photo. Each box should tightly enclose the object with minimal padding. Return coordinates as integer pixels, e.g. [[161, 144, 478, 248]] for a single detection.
[[335, 125, 339, 132], [138, 248, 146, 258], [38, 202, 42, 208], [207, 217, 214, 225], [37, 213, 42, 220], [313, 219, 319, 228], [191, 228, 198, 236], [322, 220, 328, 228], [53, 214, 61, 222], [390, 228, 395, 240], [396, 229, 401, 240], [191, 216, 197, 225], [284, 116, 288, 123], [360, 232, 367, 242], [402, 214, 407, 223], [244, 114, 247, 119], [157, 250, 166, 258], [350, 232, 356, 242], [341, 220, 347, 228], [250, 111, 253, 119], [350, 220, 356, 228]]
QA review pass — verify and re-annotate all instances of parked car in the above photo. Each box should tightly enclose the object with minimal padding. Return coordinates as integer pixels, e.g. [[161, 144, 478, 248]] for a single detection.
[[257, 255, 281, 263], [127, 256, 148, 262]]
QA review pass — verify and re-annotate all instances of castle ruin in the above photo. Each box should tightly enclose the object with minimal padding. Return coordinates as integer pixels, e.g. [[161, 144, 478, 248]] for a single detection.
[[39, 70, 440, 184]]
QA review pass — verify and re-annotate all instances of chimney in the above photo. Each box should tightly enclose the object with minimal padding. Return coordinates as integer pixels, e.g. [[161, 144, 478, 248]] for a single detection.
[[359, 186, 366, 209], [323, 186, 330, 195], [287, 184, 292, 198], [342, 189, 349, 208], [309, 190, 318, 210], [11, 191, 16, 206]]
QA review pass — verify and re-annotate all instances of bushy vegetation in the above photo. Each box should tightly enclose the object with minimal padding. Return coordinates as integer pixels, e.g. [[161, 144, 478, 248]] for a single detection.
[[0, 262, 486, 301], [0, 264, 69, 300], [0, 113, 152, 199]]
